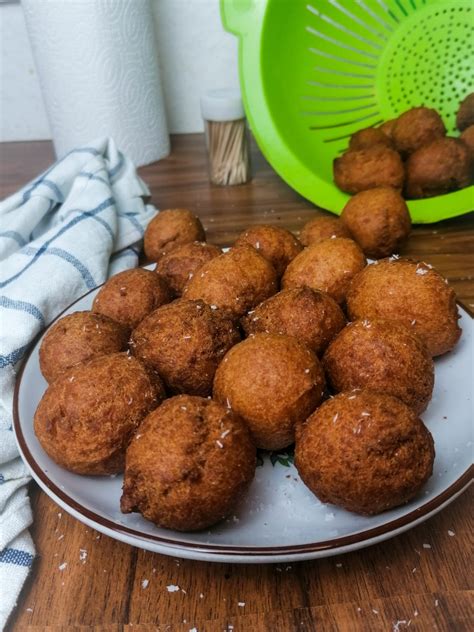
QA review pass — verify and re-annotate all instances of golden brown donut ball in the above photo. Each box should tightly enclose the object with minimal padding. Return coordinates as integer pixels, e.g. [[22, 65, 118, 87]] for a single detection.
[[120, 395, 256, 531], [241, 288, 346, 357], [183, 245, 278, 319], [282, 238, 366, 304], [131, 299, 239, 396], [144, 209, 205, 262], [299, 216, 351, 247], [456, 93, 474, 131], [34, 353, 165, 475], [346, 258, 461, 356], [92, 268, 172, 329], [39, 311, 129, 384], [349, 127, 393, 150], [405, 137, 472, 199], [460, 125, 474, 160], [234, 224, 303, 278], [323, 319, 434, 415], [155, 241, 222, 296], [213, 333, 325, 451], [379, 119, 397, 139], [340, 187, 411, 258], [295, 390, 435, 515], [333, 147, 405, 194], [392, 106, 446, 155]]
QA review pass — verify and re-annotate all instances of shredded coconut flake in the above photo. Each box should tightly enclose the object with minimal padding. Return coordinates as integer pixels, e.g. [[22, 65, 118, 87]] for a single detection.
[[238, 601, 246, 607], [167, 584, 180, 592], [79, 549, 87, 563], [416, 267, 428, 275], [58, 562, 67, 571], [141, 579, 149, 589], [333, 413, 339, 423], [422, 543, 431, 549], [448, 529, 455, 537], [216, 440, 224, 449], [221, 429, 230, 438]]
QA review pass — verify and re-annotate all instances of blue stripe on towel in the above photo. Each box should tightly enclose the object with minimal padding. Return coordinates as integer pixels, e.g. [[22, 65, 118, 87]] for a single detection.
[[0, 231, 27, 247], [108, 153, 124, 179], [21, 246, 96, 289], [21, 147, 102, 202], [0, 197, 113, 289], [0, 344, 29, 369], [0, 548, 34, 567], [78, 171, 109, 186], [121, 212, 144, 236], [0, 297, 45, 326]]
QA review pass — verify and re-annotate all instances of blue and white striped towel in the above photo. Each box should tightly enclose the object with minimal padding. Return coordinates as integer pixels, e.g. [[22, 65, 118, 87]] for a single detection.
[[0, 137, 157, 628]]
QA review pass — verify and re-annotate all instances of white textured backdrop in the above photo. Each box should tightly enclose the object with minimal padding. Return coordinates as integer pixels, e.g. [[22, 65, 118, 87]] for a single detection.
[[0, 0, 240, 142]]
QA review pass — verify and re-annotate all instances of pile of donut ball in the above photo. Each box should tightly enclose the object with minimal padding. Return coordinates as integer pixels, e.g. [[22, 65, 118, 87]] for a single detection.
[[334, 93, 474, 199], [34, 205, 462, 532]]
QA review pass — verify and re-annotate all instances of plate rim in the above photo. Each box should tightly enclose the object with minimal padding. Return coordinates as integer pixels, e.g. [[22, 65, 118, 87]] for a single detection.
[[13, 273, 474, 559]]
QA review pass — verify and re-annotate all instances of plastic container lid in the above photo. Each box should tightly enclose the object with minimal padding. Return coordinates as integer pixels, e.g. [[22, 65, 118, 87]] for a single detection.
[[200, 89, 245, 122]]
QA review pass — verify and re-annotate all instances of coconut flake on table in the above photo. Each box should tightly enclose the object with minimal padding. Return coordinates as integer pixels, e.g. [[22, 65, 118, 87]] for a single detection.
[[141, 579, 149, 589], [448, 529, 455, 537], [79, 549, 87, 563], [167, 584, 180, 592], [58, 562, 67, 571]]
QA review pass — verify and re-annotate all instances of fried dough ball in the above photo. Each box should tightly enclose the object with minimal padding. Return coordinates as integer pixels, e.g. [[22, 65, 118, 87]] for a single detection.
[[92, 268, 172, 329], [241, 288, 346, 357], [213, 333, 325, 450], [379, 119, 396, 138], [131, 299, 239, 396], [120, 395, 256, 531], [323, 319, 434, 414], [299, 216, 351, 247], [405, 137, 472, 199], [456, 93, 474, 131], [183, 245, 278, 319], [34, 353, 165, 475], [334, 147, 405, 194], [39, 311, 129, 384], [340, 187, 411, 258], [282, 238, 366, 304], [392, 106, 446, 155], [295, 390, 435, 515], [234, 224, 303, 277], [144, 209, 205, 261], [347, 258, 461, 356], [349, 127, 393, 150], [460, 125, 474, 160], [155, 241, 222, 296]]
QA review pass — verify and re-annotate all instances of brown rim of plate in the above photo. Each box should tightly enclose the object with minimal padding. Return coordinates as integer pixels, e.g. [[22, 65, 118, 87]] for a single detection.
[[12, 271, 474, 557]]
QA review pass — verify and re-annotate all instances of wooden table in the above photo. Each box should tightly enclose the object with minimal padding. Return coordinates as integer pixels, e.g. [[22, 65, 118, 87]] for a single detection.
[[2, 136, 473, 632]]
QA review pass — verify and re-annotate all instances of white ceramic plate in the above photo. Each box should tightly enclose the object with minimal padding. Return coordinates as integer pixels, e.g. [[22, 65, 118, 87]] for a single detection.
[[13, 270, 473, 563]]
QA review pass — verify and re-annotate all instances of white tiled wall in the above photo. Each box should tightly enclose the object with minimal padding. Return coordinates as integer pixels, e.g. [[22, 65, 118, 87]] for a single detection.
[[0, 0, 240, 141]]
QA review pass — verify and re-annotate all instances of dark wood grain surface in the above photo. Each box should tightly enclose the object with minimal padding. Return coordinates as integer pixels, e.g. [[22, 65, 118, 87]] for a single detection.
[[2, 136, 473, 632]]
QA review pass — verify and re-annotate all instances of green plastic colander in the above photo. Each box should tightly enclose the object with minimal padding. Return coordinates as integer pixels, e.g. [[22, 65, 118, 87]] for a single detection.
[[221, 0, 474, 223]]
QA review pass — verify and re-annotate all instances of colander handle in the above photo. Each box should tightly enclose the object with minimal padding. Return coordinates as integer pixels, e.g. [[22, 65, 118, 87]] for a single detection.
[[220, 0, 258, 36]]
